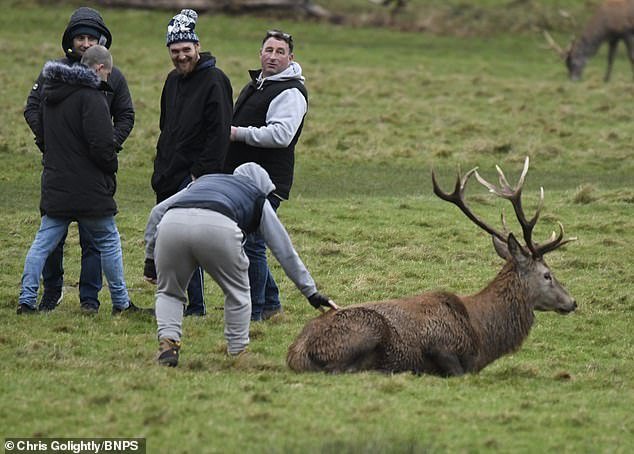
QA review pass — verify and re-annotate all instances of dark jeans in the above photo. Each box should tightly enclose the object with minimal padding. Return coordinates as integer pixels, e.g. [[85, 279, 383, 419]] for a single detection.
[[246, 195, 281, 320], [156, 175, 205, 314], [42, 224, 102, 304]]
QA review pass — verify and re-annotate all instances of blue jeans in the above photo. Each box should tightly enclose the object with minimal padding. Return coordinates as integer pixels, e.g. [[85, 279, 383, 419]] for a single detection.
[[42, 225, 102, 304], [156, 176, 205, 313], [19, 215, 130, 310], [246, 195, 281, 320]]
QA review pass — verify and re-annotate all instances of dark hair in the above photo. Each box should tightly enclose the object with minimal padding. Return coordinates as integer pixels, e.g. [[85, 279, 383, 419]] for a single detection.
[[262, 29, 293, 53]]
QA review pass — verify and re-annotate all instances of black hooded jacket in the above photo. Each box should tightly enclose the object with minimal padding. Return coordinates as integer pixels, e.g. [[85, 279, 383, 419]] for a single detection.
[[24, 7, 134, 152], [151, 52, 233, 199], [38, 61, 118, 218]]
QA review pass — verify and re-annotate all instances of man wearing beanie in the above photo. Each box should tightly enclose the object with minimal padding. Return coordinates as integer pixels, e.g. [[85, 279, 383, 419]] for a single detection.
[[23, 7, 135, 315], [150, 9, 233, 317]]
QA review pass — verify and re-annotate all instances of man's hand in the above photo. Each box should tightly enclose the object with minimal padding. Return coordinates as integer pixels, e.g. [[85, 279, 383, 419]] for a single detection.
[[230, 126, 238, 141], [308, 292, 339, 312], [144, 258, 157, 284]]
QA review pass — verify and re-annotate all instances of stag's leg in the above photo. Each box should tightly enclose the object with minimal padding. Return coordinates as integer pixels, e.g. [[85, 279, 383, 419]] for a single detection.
[[604, 39, 619, 82], [426, 350, 467, 377], [624, 34, 634, 81]]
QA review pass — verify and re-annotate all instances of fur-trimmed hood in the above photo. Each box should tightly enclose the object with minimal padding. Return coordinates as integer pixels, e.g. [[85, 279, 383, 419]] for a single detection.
[[42, 61, 103, 105]]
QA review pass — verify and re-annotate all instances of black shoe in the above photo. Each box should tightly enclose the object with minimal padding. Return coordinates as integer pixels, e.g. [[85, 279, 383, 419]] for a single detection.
[[17, 304, 37, 315], [80, 300, 99, 315], [184, 305, 206, 317], [112, 301, 155, 317], [157, 338, 180, 367], [262, 306, 283, 320], [38, 289, 63, 312]]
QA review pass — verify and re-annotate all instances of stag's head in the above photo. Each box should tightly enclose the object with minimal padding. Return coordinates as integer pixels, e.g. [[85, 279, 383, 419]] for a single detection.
[[432, 157, 578, 314], [565, 44, 586, 81], [543, 31, 585, 81]]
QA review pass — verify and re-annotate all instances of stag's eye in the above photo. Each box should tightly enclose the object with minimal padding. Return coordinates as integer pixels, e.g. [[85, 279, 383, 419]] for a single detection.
[[544, 272, 552, 281]]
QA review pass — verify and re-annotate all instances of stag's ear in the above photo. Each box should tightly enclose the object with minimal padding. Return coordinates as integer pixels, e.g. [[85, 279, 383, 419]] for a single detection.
[[492, 235, 510, 260], [507, 233, 531, 267]]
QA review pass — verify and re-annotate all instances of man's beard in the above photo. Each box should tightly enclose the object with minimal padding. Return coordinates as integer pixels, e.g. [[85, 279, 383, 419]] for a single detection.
[[173, 55, 198, 75]]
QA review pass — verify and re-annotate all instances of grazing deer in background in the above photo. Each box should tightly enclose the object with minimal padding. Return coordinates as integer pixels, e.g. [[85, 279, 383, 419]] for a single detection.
[[287, 158, 577, 376], [544, 0, 634, 81]]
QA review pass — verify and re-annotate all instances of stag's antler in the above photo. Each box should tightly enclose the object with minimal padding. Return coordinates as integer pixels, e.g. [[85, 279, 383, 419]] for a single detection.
[[474, 157, 576, 257], [433, 157, 576, 258], [543, 30, 568, 59], [534, 221, 577, 256], [474, 157, 541, 256], [431, 167, 507, 243]]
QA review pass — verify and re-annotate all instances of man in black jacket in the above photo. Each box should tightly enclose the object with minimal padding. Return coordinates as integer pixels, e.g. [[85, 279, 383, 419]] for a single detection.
[[151, 9, 233, 317], [24, 7, 135, 314], [17, 46, 149, 317]]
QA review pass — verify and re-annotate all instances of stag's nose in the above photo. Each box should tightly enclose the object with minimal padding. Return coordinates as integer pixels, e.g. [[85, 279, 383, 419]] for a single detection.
[[564, 299, 578, 313]]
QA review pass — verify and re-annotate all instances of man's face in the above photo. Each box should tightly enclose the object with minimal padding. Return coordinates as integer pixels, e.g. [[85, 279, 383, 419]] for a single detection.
[[72, 34, 99, 57], [169, 42, 200, 75], [260, 37, 293, 78]]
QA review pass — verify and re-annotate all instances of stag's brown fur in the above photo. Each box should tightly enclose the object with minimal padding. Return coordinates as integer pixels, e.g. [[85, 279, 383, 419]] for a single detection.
[[287, 261, 537, 376], [566, 0, 634, 81], [287, 158, 577, 377]]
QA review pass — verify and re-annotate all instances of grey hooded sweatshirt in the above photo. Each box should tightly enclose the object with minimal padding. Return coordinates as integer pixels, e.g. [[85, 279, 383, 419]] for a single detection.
[[144, 163, 317, 298]]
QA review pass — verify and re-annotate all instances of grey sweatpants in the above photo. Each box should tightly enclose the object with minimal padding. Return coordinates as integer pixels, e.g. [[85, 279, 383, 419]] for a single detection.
[[155, 208, 251, 354]]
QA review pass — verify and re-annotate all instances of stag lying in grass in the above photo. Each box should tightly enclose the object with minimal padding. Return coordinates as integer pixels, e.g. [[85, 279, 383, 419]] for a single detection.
[[287, 158, 577, 376], [544, 0, 634, 81]]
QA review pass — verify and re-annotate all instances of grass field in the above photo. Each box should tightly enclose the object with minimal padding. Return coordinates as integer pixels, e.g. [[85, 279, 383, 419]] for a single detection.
[[1, 2, 633, 453]]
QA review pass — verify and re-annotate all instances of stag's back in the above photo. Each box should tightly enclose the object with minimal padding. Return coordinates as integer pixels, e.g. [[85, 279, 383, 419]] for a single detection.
[[287, 292, 480, 374], [586, 0, 634, 35]]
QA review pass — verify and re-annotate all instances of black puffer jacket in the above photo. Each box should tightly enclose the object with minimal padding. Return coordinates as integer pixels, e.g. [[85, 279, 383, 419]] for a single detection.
[[24, 7, 134, 152], [39, 61, 118, 218]]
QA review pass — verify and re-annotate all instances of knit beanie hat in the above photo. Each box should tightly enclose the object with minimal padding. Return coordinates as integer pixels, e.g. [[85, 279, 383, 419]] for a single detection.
[[166, 9, 199, 46]]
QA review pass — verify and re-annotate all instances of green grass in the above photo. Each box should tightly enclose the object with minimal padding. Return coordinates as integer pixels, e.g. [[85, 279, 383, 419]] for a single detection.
[[1, 3, 633, 453]]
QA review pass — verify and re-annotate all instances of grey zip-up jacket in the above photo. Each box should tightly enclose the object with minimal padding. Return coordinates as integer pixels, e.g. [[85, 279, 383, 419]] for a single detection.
[[144, 163, 317, 298]]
